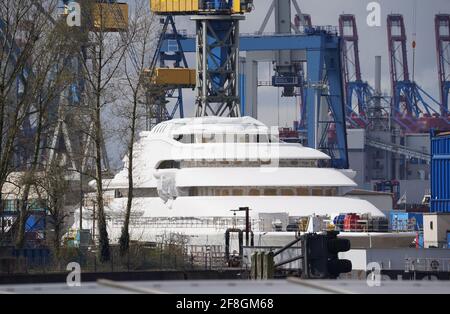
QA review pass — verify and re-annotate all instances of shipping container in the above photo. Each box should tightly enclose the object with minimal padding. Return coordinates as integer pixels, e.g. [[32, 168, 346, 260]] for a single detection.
[[91, 3, 129, 32], [151, 68, 196, 87], [150, 0, 251, 15], [430, 130, 450, 213], [151, 0, 199, 14]]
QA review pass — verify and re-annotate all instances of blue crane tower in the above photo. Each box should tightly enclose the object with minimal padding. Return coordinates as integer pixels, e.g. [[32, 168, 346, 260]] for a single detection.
[[146, 15, 192, 130], [150, 0, 253, 117]]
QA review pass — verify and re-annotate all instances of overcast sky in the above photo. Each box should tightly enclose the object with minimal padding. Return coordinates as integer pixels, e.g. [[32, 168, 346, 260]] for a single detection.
[[108, 0, 450, 168]]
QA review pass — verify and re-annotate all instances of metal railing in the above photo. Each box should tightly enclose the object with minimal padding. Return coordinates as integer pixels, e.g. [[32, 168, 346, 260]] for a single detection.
[[168, 26, 339, 40], [405, 258, 450, 273]]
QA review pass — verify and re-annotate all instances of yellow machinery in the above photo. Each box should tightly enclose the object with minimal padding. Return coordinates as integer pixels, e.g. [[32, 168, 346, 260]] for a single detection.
[[148, 68, 196, 87], [91, 2, 129, 32], [150, 0, 252, 15]]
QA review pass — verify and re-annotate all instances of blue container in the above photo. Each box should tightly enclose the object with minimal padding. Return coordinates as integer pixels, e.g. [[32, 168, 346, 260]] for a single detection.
[[447, 232, 450, 249], [390, 211, 409, 231], [408, 213, 423, 231], [390, 211, 423, 231], [430, 130, 450, 213]]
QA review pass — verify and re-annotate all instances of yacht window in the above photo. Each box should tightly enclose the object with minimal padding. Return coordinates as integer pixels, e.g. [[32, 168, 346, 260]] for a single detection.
[[202, 133, 216, 143], [3, 199, 18, 212], [172, 133, 278, 144], [232, 189, 244, 196], [264, 189, 277, 196], [312, 188, 323, 196], [157, 160, 181, 169], [134, 189, 158, 198], [115, 188, 158, 198], [249, 189, 260, 196], [115, 190, 124, 198], [176, 134, 195, 144], [281, 189, 294, 196], [296, 187, 309, 196]]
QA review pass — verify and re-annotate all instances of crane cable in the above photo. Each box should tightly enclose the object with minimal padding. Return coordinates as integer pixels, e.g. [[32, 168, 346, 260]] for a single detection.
[[412, 0, 417, 82]]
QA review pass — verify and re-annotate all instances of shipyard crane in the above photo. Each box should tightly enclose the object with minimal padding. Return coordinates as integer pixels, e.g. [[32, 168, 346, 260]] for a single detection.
[[339, 14, 372, 128], [150, 0, 253, 118], [339, 15, 391, 131], [436, 14, 450, 116], [145, 15, 193, 130], [0, 0, 129, 241], [46, 0, 129, 173], [257, 0, 309, 97], [387, 14, 449, 132], [2, 0, 128, 172]]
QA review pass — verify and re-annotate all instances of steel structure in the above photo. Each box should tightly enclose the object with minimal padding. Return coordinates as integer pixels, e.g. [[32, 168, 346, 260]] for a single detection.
[[146, 16, 189, 130], [387, 14, 449, 132], [0, 14, 39, 169], [1, 0, 128, 245], [2, 0, 130, 173], [150, 1, 253, 118], [194, 14, 243, 117], [339, 14, 373, 128], [1, 0, 123, 173], [436, 14, 450, 115], [257, 0, 307, 97]]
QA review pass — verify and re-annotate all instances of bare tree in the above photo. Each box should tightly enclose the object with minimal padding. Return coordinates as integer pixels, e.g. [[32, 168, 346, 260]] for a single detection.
[[78, 1, 130, 263], [114, 0, 156, 256], [0, 0, 76, 247], [34, 163, 70, 257]]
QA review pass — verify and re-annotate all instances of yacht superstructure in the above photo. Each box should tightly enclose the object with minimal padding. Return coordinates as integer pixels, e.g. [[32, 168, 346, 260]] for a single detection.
[[75, 117, 384, 246]]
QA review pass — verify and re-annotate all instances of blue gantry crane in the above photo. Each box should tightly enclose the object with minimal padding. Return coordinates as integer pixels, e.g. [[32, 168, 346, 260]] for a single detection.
[[150, 0, 254, 118], [146, 15, 192, 130]]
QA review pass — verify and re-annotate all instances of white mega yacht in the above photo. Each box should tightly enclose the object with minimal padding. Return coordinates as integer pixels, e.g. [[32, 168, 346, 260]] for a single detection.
[[74, 116, 385, 247]]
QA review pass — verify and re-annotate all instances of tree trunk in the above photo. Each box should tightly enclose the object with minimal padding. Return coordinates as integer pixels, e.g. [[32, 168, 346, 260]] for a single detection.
[[119, 93, 138, 256], [53, 216, 61, 257], [15, 100, 44, 248], [95, 98, 110, 263]]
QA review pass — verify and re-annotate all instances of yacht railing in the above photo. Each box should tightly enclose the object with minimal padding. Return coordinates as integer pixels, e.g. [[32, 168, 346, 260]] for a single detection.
[[405, 258, 450, 273]]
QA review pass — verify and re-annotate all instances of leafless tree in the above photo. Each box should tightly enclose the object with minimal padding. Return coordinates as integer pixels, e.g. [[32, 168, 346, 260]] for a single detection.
[[34, 163, 70, 257], [113, 0, 157, 256], [0, 0, 77, 247], [78, 1, 131, 262]]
